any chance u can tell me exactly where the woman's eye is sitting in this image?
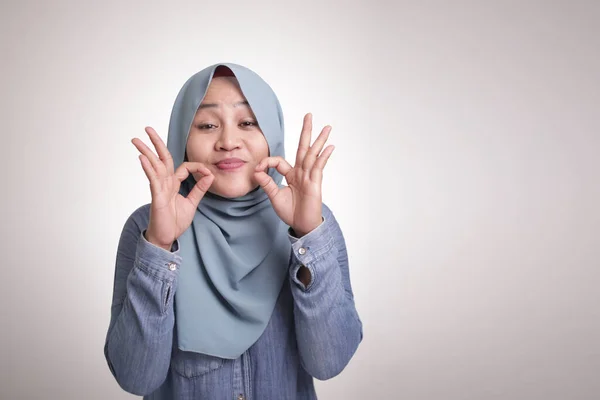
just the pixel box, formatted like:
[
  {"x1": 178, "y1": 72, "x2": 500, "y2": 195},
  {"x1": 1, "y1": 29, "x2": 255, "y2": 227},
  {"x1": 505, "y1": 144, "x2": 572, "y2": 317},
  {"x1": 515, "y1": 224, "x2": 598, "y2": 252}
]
[
  {"x1": 197, "y1": 123, "x2": 216, "y2": 130},
  {"x1": 240, "y1": 121, "x2": 257, "y2": 127}
]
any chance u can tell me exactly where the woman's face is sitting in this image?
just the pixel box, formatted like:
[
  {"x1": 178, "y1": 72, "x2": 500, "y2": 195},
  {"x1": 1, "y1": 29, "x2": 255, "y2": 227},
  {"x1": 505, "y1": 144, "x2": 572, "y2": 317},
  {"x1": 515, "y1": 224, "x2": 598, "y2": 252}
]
[{"x1": 186, "y1": 76, "x2": 269, "y2": 199}]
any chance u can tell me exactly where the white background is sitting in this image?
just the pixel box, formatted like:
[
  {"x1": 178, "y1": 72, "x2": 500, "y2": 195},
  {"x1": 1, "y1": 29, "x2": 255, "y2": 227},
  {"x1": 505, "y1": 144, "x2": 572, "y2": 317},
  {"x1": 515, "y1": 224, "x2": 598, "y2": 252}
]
[{"x1": 1, "y1": 0, "x2": 599, "y2": 399}]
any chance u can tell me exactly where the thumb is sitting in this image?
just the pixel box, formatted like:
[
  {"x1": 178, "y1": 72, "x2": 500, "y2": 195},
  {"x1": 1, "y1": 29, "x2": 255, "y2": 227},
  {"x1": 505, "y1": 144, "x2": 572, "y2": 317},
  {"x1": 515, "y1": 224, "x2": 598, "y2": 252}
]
[
  {"x1": 254, "y1": 171, "x2": 280, "y2": 200},
  {"x1": 186, "y1": 174, "x2": 215, "y2": 207}
]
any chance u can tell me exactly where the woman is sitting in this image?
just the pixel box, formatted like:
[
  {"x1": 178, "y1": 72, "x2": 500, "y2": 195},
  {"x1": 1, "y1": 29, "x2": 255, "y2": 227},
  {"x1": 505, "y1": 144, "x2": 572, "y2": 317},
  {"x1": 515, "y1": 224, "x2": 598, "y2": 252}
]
[{"x1": 104, "y1": 63, "x2": 363, "y2": 400}]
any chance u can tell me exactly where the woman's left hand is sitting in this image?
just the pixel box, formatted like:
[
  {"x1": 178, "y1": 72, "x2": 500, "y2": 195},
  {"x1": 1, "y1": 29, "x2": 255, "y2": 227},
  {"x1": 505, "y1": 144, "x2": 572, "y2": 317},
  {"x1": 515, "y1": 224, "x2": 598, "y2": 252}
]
[{"x1": 254, "y1": 113, "x2": 335, "y2": 237}]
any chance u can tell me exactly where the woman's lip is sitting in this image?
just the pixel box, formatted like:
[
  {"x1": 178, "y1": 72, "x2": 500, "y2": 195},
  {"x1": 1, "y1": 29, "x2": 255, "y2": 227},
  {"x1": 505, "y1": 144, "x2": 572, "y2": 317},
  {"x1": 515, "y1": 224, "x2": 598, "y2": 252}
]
[{"x1": 215, "y1": 159, "x2": 246, "y2": 170}]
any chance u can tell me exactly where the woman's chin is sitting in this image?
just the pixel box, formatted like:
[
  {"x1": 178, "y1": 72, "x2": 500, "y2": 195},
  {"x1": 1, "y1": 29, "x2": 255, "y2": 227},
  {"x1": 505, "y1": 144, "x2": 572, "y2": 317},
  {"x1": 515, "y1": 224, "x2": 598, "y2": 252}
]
[{"x1": 208, "y1": 182, "x2": 256, "y2": 199}]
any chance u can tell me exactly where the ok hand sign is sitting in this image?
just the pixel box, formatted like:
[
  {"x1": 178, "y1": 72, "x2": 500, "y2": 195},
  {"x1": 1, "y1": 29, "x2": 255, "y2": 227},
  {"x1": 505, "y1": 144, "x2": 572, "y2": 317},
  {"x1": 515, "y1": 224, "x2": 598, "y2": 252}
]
[
  {"x1": 132, "y1": 127, "x2": 215, "y2": 250},
  {"x1": 253, "y1": 113, "x2": 335, "y2": 237}
]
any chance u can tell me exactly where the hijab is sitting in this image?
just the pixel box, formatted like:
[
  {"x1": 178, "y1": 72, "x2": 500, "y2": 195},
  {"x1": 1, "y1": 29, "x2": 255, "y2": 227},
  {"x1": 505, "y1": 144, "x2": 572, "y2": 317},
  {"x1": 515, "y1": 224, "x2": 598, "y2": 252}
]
[{"x1": 166, "y1": 63, "x2": 291, "y2": 359}]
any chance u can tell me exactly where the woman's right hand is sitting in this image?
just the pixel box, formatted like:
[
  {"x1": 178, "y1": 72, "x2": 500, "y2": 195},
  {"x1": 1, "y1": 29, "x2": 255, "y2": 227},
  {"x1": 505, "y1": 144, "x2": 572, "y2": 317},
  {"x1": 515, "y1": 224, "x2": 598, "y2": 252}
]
[{"x1": 132, "y1": 127, "x2": 214, "y2": 250}]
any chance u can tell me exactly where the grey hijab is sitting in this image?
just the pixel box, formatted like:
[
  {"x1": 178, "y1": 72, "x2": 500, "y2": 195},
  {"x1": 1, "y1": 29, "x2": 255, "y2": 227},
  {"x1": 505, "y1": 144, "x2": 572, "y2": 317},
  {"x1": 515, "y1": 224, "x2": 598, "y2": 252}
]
[{"x1": 166, "y1": 63, "x2": 291, "y2": 359}]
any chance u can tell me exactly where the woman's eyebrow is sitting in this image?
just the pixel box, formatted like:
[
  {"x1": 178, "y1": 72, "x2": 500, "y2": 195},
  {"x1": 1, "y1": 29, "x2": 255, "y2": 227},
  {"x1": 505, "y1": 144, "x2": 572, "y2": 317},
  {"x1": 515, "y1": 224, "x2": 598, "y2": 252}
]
[{"x1": 198, "y1": 100, "x2": 249, "y2": 109}]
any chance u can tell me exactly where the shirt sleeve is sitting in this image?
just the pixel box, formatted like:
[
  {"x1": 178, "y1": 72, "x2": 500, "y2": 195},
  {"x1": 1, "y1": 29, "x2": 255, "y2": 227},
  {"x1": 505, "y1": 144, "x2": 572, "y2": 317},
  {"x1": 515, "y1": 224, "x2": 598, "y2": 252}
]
[
  {"x1": 103, "y1": 205, "x2": 182, "y2": 396},
  {"x1": 288, "y1": 203, "x2": 363, "y2": 380}
]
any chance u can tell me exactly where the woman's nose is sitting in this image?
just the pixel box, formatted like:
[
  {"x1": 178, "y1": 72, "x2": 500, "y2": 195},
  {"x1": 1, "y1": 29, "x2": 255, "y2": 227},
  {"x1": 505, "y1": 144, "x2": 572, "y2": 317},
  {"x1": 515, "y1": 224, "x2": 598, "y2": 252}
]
[{"x1": 216, "y1": 125, "x2": 241, "y2": 151}]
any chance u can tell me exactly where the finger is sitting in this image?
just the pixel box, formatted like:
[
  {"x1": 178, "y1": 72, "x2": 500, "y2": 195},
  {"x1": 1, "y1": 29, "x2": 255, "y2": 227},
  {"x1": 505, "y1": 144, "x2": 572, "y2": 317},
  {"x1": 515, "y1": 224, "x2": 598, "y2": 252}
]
[
  {"x1": 132, "y1": 137, "x2": 165, "y2": 176},
  {"x1": 139, "y1": 154, "x2": 160, "y2": 197},
  {"x1": 254, "y1": 171, "x2": 280, "y2": 200},
  {"x1": 186, "y1": 174, "x2": 215, "y2": 207},
  {"x1": 174, "y1": 162, "x2": 212, "y2": 182},
  {"x1": 310, "y1": 145, "x2": 335, "y2": 181},
  {"x1": 145, "y1": 127, "x2": 175, "y2": 174},
  {"x1": 255, "y1": 156, "x2": 293, "y2": 177},
  {"x1": 303, "y1": 125, "x2": 332, "y2": 172},
  {"x1": 294, "y1": 113, "x2": 312, "y2": 169}
]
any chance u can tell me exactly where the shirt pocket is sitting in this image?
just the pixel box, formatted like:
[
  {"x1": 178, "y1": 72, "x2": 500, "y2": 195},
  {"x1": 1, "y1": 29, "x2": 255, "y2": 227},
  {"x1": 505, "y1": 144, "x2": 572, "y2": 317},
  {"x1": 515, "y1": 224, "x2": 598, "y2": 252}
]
[{"x1": 171, "y1": 346, "x2": 225, "y2": 378}]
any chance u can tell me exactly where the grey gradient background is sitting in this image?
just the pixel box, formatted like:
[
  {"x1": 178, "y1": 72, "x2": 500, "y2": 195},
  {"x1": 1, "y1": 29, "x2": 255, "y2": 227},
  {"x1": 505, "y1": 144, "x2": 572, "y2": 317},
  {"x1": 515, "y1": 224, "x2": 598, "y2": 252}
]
[{"x1": 1, "y1": 0, "x2": 599, "y2": 399}]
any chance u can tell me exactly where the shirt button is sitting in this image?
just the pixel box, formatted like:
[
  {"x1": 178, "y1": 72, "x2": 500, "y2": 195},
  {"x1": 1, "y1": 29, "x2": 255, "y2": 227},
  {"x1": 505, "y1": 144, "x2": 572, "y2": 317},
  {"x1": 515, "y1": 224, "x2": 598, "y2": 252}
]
[
  {"x1": 167, "y1": 262, "x2": 177, "y2": 271},
  {"x1": 298, "y1": 247, "x2": 306, "y2": 255}
]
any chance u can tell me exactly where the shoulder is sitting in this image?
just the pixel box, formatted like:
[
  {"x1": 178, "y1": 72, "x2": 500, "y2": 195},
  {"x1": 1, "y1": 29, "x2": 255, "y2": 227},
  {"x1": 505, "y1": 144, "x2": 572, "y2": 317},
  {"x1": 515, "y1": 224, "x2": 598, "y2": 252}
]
[
  {"x1": 122, "y1": 203, "x2": 152, "y2": 233},
  {"x1": 115, "y1": 203, "x2": 152, "y2": 259},
  {"x1": 322, "y1": 202, "x2": 334, "y2": 218},
  {"x1": 321, "y1": 202, "x2": 339, "y2": 225}
]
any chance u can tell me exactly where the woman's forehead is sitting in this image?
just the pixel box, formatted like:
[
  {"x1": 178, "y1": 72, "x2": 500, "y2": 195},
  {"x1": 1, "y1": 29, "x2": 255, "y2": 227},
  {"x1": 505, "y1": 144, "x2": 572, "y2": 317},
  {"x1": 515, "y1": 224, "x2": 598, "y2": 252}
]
[
  {"x1": 198, "y1": 78, "x2": 243, "y2": 102},
  {"x1": 194, "y1": 78, "x2": 255, "y2": 117}
]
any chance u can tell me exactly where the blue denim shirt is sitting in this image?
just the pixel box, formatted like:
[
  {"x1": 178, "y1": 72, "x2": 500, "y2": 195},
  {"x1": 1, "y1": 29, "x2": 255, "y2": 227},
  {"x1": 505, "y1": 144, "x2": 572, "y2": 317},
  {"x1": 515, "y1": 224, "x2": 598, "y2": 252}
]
[{"x1": 104, "y1": 203, "x2": 363, "y2": 399}]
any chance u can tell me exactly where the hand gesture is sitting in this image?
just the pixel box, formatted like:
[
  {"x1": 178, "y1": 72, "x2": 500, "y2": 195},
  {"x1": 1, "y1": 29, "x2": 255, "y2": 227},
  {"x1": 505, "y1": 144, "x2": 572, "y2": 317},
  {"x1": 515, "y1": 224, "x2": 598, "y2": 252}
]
[
  {"x1": 132, "y1": 127, "x2": 214, "y2": 250},
  {"x1": 253, "y1": 113, "x2": 334, "y2": 237}
]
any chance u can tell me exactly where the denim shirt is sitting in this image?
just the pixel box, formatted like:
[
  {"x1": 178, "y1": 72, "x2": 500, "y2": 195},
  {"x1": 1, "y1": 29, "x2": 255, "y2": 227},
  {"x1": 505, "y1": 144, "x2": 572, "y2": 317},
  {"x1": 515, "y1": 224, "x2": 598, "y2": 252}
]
[{"x1": 104, "y1": 203, "x2": 363, "y2": 400}]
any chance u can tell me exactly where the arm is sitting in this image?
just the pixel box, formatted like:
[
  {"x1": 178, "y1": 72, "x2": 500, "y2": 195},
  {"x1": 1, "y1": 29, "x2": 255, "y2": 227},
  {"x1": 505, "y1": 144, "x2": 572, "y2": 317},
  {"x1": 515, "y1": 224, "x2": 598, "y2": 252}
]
[
  {"x1": 289, "y1": 204, "x2": 363, "y2": 380},
  {"x1": 103, "y1": 205, "x2": 181, "y2": 395}
]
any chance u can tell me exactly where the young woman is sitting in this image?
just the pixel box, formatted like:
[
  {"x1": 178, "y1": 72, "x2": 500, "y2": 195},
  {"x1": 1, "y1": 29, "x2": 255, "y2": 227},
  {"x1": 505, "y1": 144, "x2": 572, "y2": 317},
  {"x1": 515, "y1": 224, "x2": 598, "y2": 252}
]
[{"x1": 104, "y1": 63, "x2": 363, "y2": 400}]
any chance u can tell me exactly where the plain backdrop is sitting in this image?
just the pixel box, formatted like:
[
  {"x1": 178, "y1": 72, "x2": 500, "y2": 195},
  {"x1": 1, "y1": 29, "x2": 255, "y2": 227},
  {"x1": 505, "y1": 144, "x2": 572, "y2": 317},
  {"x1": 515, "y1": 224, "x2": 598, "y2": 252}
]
[{"x1": 1, "y1": 0, "x2": 599, "y2": 399}]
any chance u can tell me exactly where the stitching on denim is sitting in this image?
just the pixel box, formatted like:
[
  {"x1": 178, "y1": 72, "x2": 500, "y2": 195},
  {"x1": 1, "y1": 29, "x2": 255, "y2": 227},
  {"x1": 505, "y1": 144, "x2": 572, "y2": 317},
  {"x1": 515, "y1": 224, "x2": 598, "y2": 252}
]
[
  {"x1": 171, "y1": 355, "x2": 225, "y2": 378},
  {"x1": 136, "y1": 261, "x2": 172, "y2": 283},
  {"x1": 302, "y1": 240, "x2": 340, "y2": 293},
  {"x1": 300, "y1": 235, "x2": 335, "y2": 265}
]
